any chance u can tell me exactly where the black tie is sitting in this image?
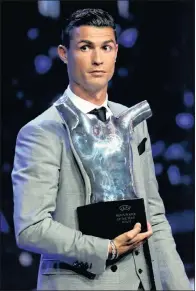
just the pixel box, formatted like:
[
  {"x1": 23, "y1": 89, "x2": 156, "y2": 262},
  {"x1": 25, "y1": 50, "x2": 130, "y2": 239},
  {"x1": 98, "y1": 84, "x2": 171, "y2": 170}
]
[{"x1": 89, "y1": 107, "x2": 107, "y2": 122}]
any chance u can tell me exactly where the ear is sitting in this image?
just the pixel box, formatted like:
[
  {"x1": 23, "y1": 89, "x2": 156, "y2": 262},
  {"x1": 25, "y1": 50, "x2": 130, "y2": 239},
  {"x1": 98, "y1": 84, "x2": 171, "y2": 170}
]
[{"x1": 57, "y1": 45, "x2": 68, "y2": 64}]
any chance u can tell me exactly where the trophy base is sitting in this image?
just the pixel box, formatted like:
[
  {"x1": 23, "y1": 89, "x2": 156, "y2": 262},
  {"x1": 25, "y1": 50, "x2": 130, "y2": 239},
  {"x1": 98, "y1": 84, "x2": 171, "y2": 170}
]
[{"x1": 77, "y1": 198, "x2": 147, "y2": 239}]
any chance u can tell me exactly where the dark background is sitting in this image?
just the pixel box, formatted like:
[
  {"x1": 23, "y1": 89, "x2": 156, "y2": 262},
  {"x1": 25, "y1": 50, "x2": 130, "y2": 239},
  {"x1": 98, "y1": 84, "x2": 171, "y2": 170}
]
[{"x1": 1, "y1": 0, "x2": 195, "y2": 290}]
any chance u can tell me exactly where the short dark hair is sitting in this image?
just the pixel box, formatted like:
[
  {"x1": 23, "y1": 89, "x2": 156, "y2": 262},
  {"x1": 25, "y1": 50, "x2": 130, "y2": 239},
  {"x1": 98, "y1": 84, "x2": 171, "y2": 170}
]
[{"x1": 61, "y1": 8, "x2": 117, "y2": 49}]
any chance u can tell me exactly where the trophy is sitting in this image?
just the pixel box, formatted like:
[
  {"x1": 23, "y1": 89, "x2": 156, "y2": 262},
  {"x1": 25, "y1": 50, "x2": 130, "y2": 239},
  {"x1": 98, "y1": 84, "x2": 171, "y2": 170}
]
[{"x1": 55, "y1": 95, "x2": 151, "y2": 240}]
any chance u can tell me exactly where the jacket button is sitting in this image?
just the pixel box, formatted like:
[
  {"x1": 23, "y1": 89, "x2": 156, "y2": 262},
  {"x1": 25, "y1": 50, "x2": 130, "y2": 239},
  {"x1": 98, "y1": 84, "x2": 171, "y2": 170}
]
[
  {"x1": 138, "y1": 268, "x2": 143, "y2": 274},
  {"x1": 73, "y1": 260, "x2": 79, "y2": 267},
  {"x1": 135, "y1": 250, "x2": 139, "y2": 255},
  {"x1": 111, "y1": 265, "x2": 118, "y2": 272}
]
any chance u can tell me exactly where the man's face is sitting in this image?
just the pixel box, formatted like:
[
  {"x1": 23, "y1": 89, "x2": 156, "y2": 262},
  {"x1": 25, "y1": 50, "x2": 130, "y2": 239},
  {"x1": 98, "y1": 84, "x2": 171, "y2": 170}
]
[{"x1": 65, "y1": 26, "x2": 118, "y2": 93}]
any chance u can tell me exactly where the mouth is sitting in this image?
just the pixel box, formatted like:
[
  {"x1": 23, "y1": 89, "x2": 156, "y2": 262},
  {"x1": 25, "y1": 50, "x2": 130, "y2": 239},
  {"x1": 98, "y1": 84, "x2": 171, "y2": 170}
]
[{"x1": 90, "y1": 70, "x2": 106, "y2": 73}]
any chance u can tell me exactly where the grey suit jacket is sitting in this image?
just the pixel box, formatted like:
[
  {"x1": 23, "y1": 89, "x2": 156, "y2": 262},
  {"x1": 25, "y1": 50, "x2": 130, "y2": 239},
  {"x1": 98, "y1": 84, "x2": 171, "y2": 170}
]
[{"x1": 11, "y1": 99, "x2": 191, "y2": 290}]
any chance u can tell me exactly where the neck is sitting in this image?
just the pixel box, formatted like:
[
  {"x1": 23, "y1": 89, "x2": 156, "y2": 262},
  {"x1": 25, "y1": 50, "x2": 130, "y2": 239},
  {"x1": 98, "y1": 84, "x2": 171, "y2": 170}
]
[{"x1": 69, "y1": 82, "x2": 107, "y2": 106}]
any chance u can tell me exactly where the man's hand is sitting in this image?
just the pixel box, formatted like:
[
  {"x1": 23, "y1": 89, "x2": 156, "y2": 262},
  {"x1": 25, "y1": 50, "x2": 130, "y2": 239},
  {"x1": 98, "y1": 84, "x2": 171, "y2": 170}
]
[{"x1": 109, "y1": 222, "x2": 153, "y2": 257}]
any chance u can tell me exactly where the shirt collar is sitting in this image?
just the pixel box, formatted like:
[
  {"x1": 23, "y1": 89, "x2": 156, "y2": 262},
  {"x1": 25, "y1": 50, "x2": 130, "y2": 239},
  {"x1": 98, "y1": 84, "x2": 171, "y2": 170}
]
[{"x1": 65, "y1": 85, "x2": 109, "y2": 114}]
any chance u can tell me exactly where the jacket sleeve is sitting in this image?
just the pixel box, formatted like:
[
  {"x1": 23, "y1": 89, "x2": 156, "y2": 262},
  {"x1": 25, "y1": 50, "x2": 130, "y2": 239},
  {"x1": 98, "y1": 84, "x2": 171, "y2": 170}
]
[
  {"x1": 142, "y1": 120, "x2": 191, "y2": 290},
  {"x1": 11, "y1": 122, "x2": 110, "y2": 275}
]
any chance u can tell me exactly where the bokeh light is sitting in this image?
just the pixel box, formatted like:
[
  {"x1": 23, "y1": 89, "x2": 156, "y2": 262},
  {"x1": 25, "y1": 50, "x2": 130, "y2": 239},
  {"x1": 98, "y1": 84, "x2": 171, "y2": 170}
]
[
  {"x1": 155, "y1": 163, "x2": 163, "y2": 176},
  {"x1": 183, "y1": 90, "x2": 194, "y2": 107},
  {"x1": 118, "y1": 67, "x2": 129, "y2": 77},
  {"x1": 19, "y1": 252, "x2": 33, "y2": 267},
  {"x1": 152, "y1": 140, "x2": 165, "y2": 158},
  {"x1": 118, "y1": 28, "x2": 138, "y2": 48},
  {"x1": 164, "y1": 143, "x2": 185, "y2": 160},
  {"x1": 38, "y1": 0, "x2": 60, "y2": 19},
  {"x1": 16, "y1": 91, "x2": 24, "y2": 100},
  {"x1": 167, "y1": 165, "x2": 181, "y2": 185},
  {"x1": 27, "y1": 28, "x2": 39, "y2": 40},
  {"x1": 34, "y1": 55, "x2": 52, "y2": 74},
  {"x1": 176, "y1": 113, "x2": 194, "y2": 129}
]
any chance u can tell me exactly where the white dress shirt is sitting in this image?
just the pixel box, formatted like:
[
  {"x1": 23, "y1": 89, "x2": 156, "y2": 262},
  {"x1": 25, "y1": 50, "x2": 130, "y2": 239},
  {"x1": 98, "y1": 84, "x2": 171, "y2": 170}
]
[{"x1": 65, "y1": 85, "x2": 113, "y2": 119}]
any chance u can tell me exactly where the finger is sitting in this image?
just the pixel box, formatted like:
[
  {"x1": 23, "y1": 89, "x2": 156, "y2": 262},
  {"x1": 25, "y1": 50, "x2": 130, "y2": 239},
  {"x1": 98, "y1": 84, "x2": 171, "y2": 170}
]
[
  {"x1": 136, "y1": 229, "x2": 153, "y2": 241},
  {"x1": 126, "y1": 223, "x2": 141, "y2": 241},
  {"x1": 129, "y1": 240, "x2": 142, "y2": 250},
  {"x1": 126, "y1": 235, "x2": 141, "y2": 245},
  {"x1": 144, "y1": 226, "x2": 153, "y2": 237},
  {"x1": 147, "y1": 222, "x2": 152, "y2": 232},
  {"x1": 127, "y1": 227, "x2": 152, "y2": 245},
  {"x1": 133, "y1": 222, "x2": 141, "y2": 230},
  {"x1": 129, "y1": 238, "x2": 147, "y2": 249}
]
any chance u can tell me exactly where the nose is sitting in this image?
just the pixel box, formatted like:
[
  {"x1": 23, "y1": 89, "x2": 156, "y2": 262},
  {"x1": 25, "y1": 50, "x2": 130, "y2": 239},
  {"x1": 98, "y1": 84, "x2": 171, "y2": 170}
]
[{"x1": 92, "y1": 49, "x2": 103, "y2": 66}]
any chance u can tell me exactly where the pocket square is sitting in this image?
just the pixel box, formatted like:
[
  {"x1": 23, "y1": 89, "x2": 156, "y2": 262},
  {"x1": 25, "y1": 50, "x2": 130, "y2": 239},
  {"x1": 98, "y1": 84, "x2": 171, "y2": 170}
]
[{"x1": 138, "y1": 138, "x2": 147, "y2": 155}]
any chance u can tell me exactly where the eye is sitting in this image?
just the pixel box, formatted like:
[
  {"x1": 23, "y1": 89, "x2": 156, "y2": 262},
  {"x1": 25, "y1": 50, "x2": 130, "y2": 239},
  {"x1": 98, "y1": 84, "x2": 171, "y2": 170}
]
[
  {"x1": 80, "y1": 45, "x2": 90, "y2": 52},
  {"x1": 102, "y1": 45, "x2": 113, "y2": 51}
]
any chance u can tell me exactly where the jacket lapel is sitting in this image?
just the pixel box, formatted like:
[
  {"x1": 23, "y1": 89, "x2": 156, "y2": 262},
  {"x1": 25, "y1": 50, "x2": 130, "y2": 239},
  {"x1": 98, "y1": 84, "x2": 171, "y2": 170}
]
[{"x1": 107, "y1": 101, "x2": 126, "y2": 117}]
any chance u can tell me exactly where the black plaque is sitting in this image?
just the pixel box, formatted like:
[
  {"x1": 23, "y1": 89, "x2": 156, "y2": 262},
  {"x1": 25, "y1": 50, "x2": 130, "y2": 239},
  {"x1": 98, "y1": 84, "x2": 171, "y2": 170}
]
[{"x1": 77, "y1": 198, "x2": 147, "y2": 239}]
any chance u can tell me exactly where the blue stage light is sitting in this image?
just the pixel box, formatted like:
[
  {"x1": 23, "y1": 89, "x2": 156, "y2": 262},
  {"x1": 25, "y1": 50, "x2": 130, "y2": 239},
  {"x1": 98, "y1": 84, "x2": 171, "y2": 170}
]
[
  {"x1": 164, "y1": 143, "x2": 185, "y2": 160},
  {"x1": 118, "y1": 28, "x2": 138, "y2": 48},
  {"x1": 167, "y1": 165, "x2": 181, "y2": 185},
  {"x1": 181, "y1": 175, "x2": 192, "y2": 185},
  {"x1": 152, "y1": 140, "x2": 165, "y2": 158},
  {"x1": 155, "y1": 163, "x2": 163, "y2": 176},
  {"x1": 2, "y1": 163, "x2": 11, "y2": 172},
  {"x1": 176, "y1": 113, "x2": 194, "y2": 129},
  {"x1": 25, "y1": 100, "x2": 33, "y2": 108},
  {"x1": 166, "y1": 210, "x2": 194, "y2": 234},
  {"x1": 27, "y1": 28, "x2": 39, "y2": 40},
  {"x1": 183, "y1": 90, "x2": 194, "y2": 107},
  {"x1": 16, "y1": 91, "x2": 24, "y2": 100},
  {"x1": 117, "y1": 0, "x2": 130, "y2": 19},
  {"x1": 0, "y1": 211, "x2": 10, "y2": 233},
  {"x1": 118, "y1": 67, "x2": 128, "y2": 77},
  {"x1": 117, "y1": 0, "x2": 134, "y2": 20},
  {"x1": 115, "y1": 24, "x2": 122, "y2": 38},
  {"x1": 184, "y1": 153, "x2": 192, "y2": 163},
  {"x1": 108, "y1": 80, "x2": 113, "y2": 88},
  {"x1": 34, "y1": 55, "x2": 52, "y2": 74},
  {"x1": 38, "y1": 0, "x2": 60, "y2": 19},
  {"x1": 48, "y1": 46, "x2": 58, "y2": 59},
  {"x1": 19, "y1": 252, "x2": 33, "y2": 267}
]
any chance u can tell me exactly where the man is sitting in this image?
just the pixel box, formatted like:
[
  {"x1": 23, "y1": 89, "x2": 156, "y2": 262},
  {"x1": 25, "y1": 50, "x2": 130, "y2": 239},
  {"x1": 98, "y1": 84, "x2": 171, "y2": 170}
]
[{"x1": 12, "y1": 8, "x2": 191, "y2": 290}]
